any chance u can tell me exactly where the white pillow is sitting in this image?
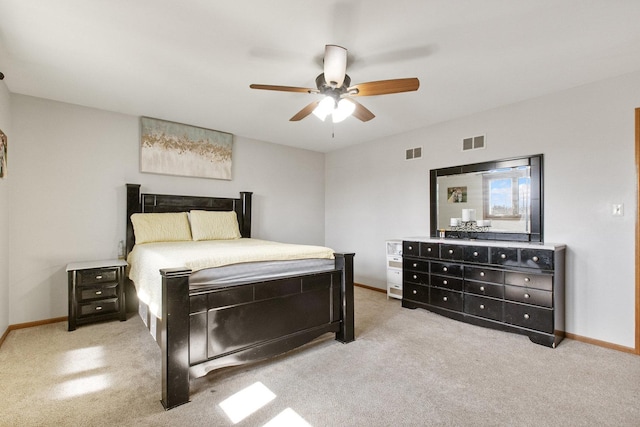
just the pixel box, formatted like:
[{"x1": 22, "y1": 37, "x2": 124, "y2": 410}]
[
  {"x1": 190, "y1": 210, "x2": 241, "y2": 241},
  {"x1": 130, "y1": 212, "x2": 192, "y2": 244}
]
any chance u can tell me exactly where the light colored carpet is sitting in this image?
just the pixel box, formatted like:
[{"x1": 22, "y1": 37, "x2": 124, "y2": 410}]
[{"x1": 1, "y1": 287, "x2": 639, "y2": 426}]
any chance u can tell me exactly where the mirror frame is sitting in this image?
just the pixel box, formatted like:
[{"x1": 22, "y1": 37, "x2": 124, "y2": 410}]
[{"x1": 430, "y1": 154, "x2": 544, "y2": 242}]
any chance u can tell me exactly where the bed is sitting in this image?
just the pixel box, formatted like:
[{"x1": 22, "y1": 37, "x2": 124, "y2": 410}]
[{"x1": 125, "y1": 184, "x2": 355, "y2": 410}]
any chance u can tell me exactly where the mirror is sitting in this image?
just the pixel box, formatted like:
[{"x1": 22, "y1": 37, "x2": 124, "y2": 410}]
[{"x1": 430, "y1": 154, "x2": 543, "y2": 242}]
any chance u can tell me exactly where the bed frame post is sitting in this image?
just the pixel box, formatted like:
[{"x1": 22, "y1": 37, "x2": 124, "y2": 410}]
[
  {"x1": 239, "y1": 191, "x2": 252, "y2": 238},
  {"x1": 334, "y1": 253, "x2": 355, "y2": 343},
  {"x1": 159, "y1": 267, "x2": 192, "y2": 410}
]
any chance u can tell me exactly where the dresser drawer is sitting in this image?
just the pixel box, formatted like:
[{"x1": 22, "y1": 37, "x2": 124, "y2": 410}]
[
  {"x1": 78, "y1": 283, "x2": 118, "y2": 302},
  {"x1": 403, "y1": 241, "x2": 419, "y2": 257},
  {"x1": 403, "y1": 258, "x2": 428, "y2": 272},
  {"x1": 430, "y1": 262, "x2": 463, "y2": 277},
  {"x1": 403, "y1": 283, "x2": 428, "y2": 303},
  {"x1": 505, "y1": 285, "x2": 552, "y2": 308},
  {"x1": 419, "y1": 242, "x2": 439, "y2": 258},
  {"x1": 430, "y1": 288, "x2": 463, "y2": 311},
  {"x1": 404, "y1": 271, "x2": 429, "y2": 285},
  {"x1": 440, "y1": 244, "x2": 463, "y2": 261},
  {"x1": 464, "y1": 266, "x2": 503, "y2": 284},
  {"x1": 490, "y1": 247, "x2": 518, "y2": 266},
  {"x1": 431, "y1": 275, "x2": 463, "y2": 291},
  {"x1": 76, "y1": 268, "x2": 119, "y2": 286},
  {"x1": 463, "y1": 246, "x2": 489, "y2": 264},
  {"x1": 504, "y1": 302, "x2": 553, "y2": 333},
  {"x1": 464, "y1": 294, "x2": 503, "y2": 322},
  {"x1": 78, "y1": 299, "x2": 119, "y2": 317},
  {"x1": 520, "y1": 249, "x2": 554, "y2": 270},
  {"x1": 504, "y1": 271, "x2": 552, "y2": 291},
  {"x1": 465, "y1": 280, "x2": 504, "y2": 299}
]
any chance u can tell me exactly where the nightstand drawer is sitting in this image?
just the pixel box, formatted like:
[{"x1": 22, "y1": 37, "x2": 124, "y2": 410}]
[
  {"x1": 76, "y1": 268, "x2": 119, "y2": 286},
  {"x1": 79, "y1": 299, "x2": 119, "y2": 317},
  {"x1": 78, "y1": 283, "x2": 118, "y2": 301}
]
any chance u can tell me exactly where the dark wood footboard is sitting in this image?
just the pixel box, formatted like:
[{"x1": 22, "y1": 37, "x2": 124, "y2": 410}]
[{"x1": 159, "y1": 253, "x2": 355, "y2": 410}]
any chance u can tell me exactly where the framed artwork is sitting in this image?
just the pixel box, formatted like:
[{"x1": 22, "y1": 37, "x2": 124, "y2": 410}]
[
  {"x1": 0, "y1": 128, "x2": 6, "y2": 178},
  {"x1": 447, "y1": 186, "x2": 467, "y2": 203},
  {"x1": 140, "y1": 117, "x2": 233, "y2": 180}
]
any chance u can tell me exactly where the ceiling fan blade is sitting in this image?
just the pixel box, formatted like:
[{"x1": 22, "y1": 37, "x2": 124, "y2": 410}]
[
  {"x1": 350, "y1": 99, "x2": 375, "y2": 122},
  {"x1": 290, "y1": 101, "x2": 320, "y2": 121},
  {"x1": 323, "y1": 45, "x2": 347, "y2": 88},
  {"x1": 348, "y1": 77, "x2": 420, "y2": 96},
  {"x1": 250, "y1": 84, "x2": 316, "y2": 94}
]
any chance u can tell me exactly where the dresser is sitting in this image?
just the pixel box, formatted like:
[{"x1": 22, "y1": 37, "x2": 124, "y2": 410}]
[
  {"x1": 402, "y1": 238, "x2": 565, "y2": 347},
  {"x1": 67, "y1": 259, "x2": 128, "y2": 331}
]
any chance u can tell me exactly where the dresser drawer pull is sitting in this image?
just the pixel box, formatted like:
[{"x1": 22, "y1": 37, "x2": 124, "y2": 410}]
[
  {"x1": 408, "y1": 245, "x2": 413, "y2": 250},
  {"x1": 448, "y1": 249, "x2": 454, "y2": 254},
  {"x1": 412, "y1": 290, "x2": 417, "y2": 295},
  {"x1": 480, "y1": 304, "x2": 485, "y2": 309},
  {"x1": 442, "y1": 296, "x2": 448, "y2": 302},
  {"x1": 500, "y1": 254, "x2": 506, "y2": 259},
  {"x1": 473, "y1": 251, "x2": 479, "y2": 256},
  {"x1": 427, "y1": 247, "x2": 432, "y2": 252},
  {"x1": 95, "y1": 275, "x2": 103, "y2": 280},
  {"x1": 479, "y1": 286, "x2": 485, "y2": 292},
  {"x1": 442, "y1": 267, "x2": 448, "y2": 272},
  {"x1": 413, "y1": 274, "x2": 418, "y2": 280},
  {"x1": 523, "y1": 313, "x2": 530, "y2": 320},
  {"x1": 480, "y1": 271, "x2": 485, "y2": 277},
  {"x1": 532, "y1": 256, "x2": 539, "y2": 262},
  {"x1": 524, "y1": 293, "x2": 530, "y2": 299},
  {"x1": 95, "y1": 291, "x2": 102, "y2": 295},
  {"x1": 412, "y1": 263, "x2": 418, "y2": 268},
  {"x1": 95, "y1": 306, "x2": 103, "y2": 311},
  {"x1": 524, "y1": 277, "x2": 530, "y2": 282},
  {"x1": 443, "y1": 280, "x2": 448, "y2": 285}
]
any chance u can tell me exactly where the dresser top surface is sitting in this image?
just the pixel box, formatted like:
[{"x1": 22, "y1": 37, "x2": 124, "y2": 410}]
[{"x1": 403, "y1": 237, "x2": 565, "y2": 251}]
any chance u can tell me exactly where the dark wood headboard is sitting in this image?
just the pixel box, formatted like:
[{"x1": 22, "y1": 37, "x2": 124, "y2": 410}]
[{"x1": 125, "y1": 184, "x2": 253, "y2": 256}]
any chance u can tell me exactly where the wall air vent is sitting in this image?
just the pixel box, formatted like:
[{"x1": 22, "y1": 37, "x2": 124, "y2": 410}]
[
  {"x1": 462, "y1": 135, "x2": 485, "y2": 151},
  {"x1": 405, "y1": 147, "x2": 422, "y2": 160}
]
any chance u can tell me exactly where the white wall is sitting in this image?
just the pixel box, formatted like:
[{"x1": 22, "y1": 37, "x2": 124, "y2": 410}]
[
  {"x1": 326, "y1": 70, "x2": 640, "y2": 348},
  {"x1": 0, "y1": 81, "x2": 10, "y2": 334},
  {"x1": 8, "y1": 95, "x2": 326, "y2": 324}
]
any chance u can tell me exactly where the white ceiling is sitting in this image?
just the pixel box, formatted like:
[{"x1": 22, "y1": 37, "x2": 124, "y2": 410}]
[{"x1": 2, "y1": 1, "x2": 640, "y2": 153}]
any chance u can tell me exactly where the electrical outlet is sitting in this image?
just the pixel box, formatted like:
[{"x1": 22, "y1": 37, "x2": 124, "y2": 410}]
[{"x1": 612, "y1": 203, "x2": 624, "y2": 216}]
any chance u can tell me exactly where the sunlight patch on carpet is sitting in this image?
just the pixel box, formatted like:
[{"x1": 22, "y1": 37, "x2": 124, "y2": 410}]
[
  {"x1": 263, "y1": 408, "x2": 312, "y2": 426},
  {"x1": 219, "y1": 381, "x2": 276, "y2": 423}
]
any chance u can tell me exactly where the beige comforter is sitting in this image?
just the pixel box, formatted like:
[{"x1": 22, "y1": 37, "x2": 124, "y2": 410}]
[{"x1": 127, "y1": 238, "x2": 335, "y2": 318}]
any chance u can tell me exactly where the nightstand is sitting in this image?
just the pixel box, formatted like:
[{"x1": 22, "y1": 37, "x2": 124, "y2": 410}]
[{"x1": 67, "y1": 259, "x2": 128, "y2": 331}]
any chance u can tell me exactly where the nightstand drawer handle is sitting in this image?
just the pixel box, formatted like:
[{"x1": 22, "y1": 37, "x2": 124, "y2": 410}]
[
  {"x1": 523, "y1": 313, "x2": 530, "y2": 320},
  {"x1": 95, "y1": 291, "x2": 102, "y2": 295},
  {"x1": 524, "y1": 277, "x2": 530, "y2": 282},
  {"x1": 500, "y1": 254, "x2": 506, "y2": 259},
  {"x1": 95, "y1": 275, "x2": 103, "y2": 280},
  {"x1": 524, "y1": 293, "x2": 530, "y2": 299},
  {"x1": 532, "y1": 256, "x2": 539, "y2": 262},
  {"x1": 95, "y1": 306, "x2": 103, "y2": 311}
]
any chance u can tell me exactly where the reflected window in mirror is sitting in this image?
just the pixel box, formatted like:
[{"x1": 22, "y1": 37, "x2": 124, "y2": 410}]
[{"x1": 483, "y1": 167, "x2": 530, "y2": 220}]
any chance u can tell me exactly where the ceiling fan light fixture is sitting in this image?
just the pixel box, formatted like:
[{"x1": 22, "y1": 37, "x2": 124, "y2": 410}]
[
  {"x1": 323, "y1": 45, "x2": 347, "y2": 88},
  {"x1": 312, "y1": 96, "x2": 336, "y2": 121},
  {"x1": 332, "y1": 98, "x2": 355, "y2": 123}
]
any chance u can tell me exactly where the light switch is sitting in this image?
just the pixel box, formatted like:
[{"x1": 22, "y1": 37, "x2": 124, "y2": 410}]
[{"x1": 612, "y1": 203, "x2": 624, "y2": 216}]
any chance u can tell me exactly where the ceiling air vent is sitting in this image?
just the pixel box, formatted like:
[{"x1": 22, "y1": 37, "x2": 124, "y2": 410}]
[
  {"x1": 462, "y1": 135, "x2": 485, "y2": 151},
  {"x1": 405, "y1": 147, "x2": 422, "y2": 160}
]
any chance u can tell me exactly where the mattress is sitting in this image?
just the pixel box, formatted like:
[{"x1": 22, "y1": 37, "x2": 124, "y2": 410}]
[{"x1": 127, "y1": 238, "x2": 335, "y2": 318}]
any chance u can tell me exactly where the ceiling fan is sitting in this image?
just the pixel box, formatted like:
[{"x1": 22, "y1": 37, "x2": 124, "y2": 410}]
[{"x1": 249, "y1": 45, "x2": 420, "y2": 123}]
